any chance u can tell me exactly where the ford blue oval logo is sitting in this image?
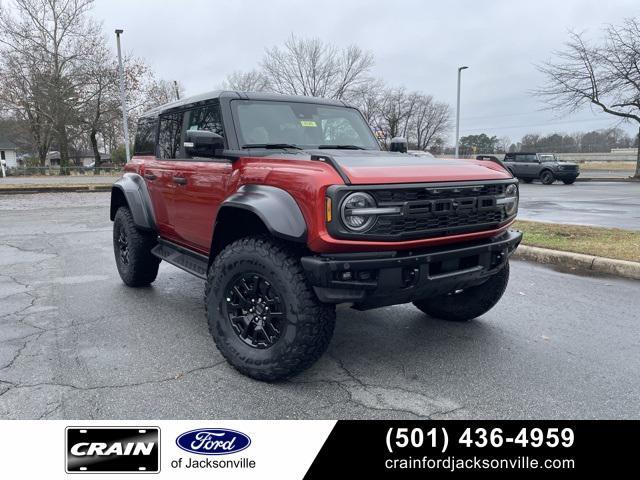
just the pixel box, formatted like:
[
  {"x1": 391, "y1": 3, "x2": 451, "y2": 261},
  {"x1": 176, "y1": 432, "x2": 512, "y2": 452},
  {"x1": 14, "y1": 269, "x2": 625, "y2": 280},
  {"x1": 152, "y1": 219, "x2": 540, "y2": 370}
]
[{"x1": 175, "y1": 429, "x2": 251, "y2": 455}]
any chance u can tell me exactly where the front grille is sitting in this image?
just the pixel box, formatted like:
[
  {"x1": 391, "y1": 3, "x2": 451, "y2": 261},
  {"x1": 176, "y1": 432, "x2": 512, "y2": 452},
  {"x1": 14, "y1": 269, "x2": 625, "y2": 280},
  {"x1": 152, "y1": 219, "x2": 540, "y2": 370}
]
[
  {"x1": 329, "y1": 181, "x2": 514, "y2": 241},
  {"x1": 372, "y1": 184, "x2": 506, "y2": 204},
  {"x1": 370, "y1": 209, "x2": 506, "y2": 237}
]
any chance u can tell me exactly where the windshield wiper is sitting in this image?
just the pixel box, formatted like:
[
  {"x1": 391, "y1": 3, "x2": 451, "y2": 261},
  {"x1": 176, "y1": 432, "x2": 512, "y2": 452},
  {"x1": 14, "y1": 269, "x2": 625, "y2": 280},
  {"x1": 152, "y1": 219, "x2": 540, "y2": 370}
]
[
  {"x1": 317, "y1": 144, "x2": 366, "y2": 150},
  {"x1": 241, "y1": 143, "x2": 302, "y2": 150}
]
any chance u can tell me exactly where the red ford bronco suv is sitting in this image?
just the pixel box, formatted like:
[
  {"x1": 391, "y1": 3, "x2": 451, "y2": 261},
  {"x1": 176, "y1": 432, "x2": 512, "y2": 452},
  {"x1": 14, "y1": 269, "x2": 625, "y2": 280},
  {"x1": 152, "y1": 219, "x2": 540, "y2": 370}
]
[{"x1": 110, "y1": 91, "x2": 522, "y2": 381}]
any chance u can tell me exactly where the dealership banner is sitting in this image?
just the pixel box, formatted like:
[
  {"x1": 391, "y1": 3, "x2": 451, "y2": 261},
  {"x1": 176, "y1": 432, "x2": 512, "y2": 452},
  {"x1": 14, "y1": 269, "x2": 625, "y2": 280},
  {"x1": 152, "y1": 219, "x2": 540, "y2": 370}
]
[{"x1": 0, "y1": 420, "x2": 634, "y2": 477}]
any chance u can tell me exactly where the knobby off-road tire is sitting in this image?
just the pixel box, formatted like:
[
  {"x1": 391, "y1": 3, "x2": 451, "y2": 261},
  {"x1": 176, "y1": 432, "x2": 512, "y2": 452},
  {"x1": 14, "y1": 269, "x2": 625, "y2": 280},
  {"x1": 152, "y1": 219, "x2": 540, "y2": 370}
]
[
  {"x1": 205, "y1": 236, "x2": 336, "y2": 381},
  {"x1": 413, "y1": 262, "x2": 510, "y2": 322},
  {"x1": 113, "y1": 206, "x2": 160, "y2": 287},
  {"x1": 540, "y1": 170, "x2": 555, "y2": 185}
]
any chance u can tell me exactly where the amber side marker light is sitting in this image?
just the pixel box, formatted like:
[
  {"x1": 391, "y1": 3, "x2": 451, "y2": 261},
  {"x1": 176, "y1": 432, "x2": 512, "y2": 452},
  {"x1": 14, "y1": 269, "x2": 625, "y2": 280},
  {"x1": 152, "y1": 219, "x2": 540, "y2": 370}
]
[{"x1": 326, "y1": 197, "x2": 332, "y2": 222}]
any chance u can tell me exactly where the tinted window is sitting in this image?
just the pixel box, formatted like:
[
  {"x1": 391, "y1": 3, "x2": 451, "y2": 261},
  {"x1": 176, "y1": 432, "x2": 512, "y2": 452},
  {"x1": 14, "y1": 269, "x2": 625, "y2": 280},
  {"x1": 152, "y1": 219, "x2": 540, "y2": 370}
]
[
  {"x1": 515, "y1": 154, "x2": 537, "y2": 162},
  {"x1": 133, "y1": 118, "x2": 157, "y2": 155},
  {"x1": 158, "y1": 112, "x2": 184, "y2": 159},
  {"x1": 187, "y1": 103, "x2": 224, "y2": 137}
]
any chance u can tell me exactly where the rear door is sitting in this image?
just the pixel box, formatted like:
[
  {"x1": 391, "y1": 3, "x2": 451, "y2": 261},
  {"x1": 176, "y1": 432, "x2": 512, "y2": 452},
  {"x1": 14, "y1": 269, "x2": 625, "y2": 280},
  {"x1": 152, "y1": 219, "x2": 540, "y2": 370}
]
[
  {"x1": 170, "y1": 102, "x2": 232, "y2": 253},
  {"x1": 504, "y1": 153, "x2": 518, "y2": 175},
  {"x1": 144, "y1": 111, "x2": 186, "y2": 243}
]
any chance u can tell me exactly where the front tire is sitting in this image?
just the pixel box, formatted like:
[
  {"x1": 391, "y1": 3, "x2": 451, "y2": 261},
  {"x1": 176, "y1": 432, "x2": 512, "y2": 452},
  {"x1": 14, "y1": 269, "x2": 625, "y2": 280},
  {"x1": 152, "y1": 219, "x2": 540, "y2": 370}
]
[
  {"x1": 540, "y1": 170, "x2": 555, "y2": 185},
  {"x1": 413, "y1": 262, "x2": 510, "y2": 322},
  {"x1": 205, "y1": 236, "x2": 336, "y2": 381},
  {"x1": 113, "y1": 207, "x2": 160, "y2": 287}
]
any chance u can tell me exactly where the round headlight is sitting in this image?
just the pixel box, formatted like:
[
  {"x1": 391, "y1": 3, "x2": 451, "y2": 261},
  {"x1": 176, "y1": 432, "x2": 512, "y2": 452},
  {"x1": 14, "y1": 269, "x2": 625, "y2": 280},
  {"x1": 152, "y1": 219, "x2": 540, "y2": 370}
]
[
  {"x1": 504, "y1": 183, "x2": 519, "y2": 216},
  {"x1": 340, "y1": 192, "x2": 377, "y2": 231}
]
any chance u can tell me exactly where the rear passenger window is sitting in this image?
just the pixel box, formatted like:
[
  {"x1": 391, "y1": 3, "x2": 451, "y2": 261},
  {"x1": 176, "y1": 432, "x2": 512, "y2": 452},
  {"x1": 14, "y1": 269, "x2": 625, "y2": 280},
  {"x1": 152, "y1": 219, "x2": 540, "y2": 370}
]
[
  {"x1": 186, "y1": 104, "x2": 224, "y2": 137},
  {"x1": 133, "y1": 118, "x2": 157, "y2": 155},
  {"x1": 158, "y1": 112, "x2": 184, "y2": 159}
]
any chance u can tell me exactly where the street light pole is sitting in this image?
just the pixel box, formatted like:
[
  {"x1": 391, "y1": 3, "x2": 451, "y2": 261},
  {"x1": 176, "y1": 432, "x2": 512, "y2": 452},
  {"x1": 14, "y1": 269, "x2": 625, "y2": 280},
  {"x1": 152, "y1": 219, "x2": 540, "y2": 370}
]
[
  {"x1": 455, "y1": 65, "x2": 468, "y2": 158},
  {"x1": 115, "y1": 29, "x2": 130, "y2": 162}
]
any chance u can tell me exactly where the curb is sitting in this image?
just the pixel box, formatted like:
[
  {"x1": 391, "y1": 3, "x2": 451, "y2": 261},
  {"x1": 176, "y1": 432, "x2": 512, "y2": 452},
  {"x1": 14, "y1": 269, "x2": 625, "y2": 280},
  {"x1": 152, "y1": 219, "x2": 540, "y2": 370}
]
[
  {"x1": 513, "y1": 245, "x2": 640, "y2": 280},
  {"x1": 576, "y1": 177, "x2": 637, "y2": 182},
  {"x1": 0, "y1": 184, "x2": 112, "y2": 194}
]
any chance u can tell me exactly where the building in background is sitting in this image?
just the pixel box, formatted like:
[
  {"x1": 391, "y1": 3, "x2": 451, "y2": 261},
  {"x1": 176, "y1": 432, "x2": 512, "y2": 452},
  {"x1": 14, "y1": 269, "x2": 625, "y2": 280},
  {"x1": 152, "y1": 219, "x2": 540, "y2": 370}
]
[{"x1": 0, "y1": 134, "x2": 18, "y2": 168}]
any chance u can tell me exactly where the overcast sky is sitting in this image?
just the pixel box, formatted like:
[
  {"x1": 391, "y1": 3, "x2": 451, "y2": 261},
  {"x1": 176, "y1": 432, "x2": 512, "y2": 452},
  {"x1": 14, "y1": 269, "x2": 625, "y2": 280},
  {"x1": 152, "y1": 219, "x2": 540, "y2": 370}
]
[{"x1": 94, "y1": 0, "x2": 639, "y2": 144}]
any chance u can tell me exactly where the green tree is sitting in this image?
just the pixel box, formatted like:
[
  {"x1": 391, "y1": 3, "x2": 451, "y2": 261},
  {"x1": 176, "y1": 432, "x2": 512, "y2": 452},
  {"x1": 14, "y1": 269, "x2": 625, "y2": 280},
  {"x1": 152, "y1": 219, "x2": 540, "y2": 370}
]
[{"x1": 458, "y1": 133, "x2": 498, "y2": 155}]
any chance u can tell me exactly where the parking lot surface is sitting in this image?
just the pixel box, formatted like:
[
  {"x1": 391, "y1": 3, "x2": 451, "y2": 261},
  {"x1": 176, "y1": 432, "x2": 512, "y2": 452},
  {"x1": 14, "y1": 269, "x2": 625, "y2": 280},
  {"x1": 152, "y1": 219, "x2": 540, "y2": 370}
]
[
  {"x1": 1, "y1": 192, "x2": 638, "y2": 419},
  {"x1": 518, "y1": 182, "x2": 640, "y2": 230}
]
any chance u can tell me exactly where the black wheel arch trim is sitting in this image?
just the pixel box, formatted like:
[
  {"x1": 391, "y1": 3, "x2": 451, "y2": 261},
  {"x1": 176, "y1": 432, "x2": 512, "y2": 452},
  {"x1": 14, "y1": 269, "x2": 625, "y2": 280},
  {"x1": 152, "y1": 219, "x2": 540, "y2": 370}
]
[
  {"x1": 110, "y1": 173, "x2": 157, "y2": 231},
  {"x1": 218, "y1": 184, "x2": 307, "y2": 242}
]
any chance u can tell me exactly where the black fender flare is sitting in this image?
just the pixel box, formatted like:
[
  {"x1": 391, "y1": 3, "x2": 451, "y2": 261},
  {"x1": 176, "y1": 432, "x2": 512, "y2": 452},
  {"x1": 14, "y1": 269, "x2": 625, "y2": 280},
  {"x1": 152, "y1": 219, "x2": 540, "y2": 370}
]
[
  {"x1": 110, "y1": 173, "x2": 156, "y2": 231},
  {"x1": 218, "y1": 185, "x2": 307, "y2": 242}
]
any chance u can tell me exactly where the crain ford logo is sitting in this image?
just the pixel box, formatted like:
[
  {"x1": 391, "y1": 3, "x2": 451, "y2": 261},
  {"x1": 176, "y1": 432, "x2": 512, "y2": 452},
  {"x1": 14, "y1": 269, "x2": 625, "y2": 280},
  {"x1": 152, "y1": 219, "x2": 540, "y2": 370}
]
[
  {"x1": 65, "y1": 427, "x2": 160, "y2": 473},
  {"x1": 176, "y1": 428, "x2": 251, "y2": 455}
]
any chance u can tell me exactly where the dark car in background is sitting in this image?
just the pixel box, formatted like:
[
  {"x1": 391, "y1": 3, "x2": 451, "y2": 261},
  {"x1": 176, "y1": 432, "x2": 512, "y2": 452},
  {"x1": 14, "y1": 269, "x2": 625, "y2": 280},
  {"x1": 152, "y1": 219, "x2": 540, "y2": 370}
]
[{"x1": 503, "y1": 152, "x2": 580, "y2": 185}]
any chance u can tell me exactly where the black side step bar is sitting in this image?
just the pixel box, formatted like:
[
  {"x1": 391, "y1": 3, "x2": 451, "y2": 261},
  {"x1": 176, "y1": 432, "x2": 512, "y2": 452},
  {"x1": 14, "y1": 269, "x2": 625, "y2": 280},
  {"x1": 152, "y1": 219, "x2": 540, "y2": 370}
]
[{"x1": 151, "y1": 239, "x2": 209, "y2": 279}]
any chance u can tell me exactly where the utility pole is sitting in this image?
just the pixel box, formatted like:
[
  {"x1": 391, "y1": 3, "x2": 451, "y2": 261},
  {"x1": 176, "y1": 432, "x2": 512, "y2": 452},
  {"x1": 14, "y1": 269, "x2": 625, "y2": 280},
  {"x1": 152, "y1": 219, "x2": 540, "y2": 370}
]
[
  {"x1": 455, "y1": 66, "x2": 468, "y2": 158},
  {"x1": 115, "y1": 29, "x2": 130, "y2": 162}
]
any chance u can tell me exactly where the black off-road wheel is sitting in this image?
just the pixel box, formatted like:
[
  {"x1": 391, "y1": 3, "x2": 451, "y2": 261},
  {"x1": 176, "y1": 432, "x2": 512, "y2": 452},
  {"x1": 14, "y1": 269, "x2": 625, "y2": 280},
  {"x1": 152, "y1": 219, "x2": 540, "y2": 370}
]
[
  {"x1": 562, "y1": 178, "x2": 576, "y2": 185},
  {"x1": 540, "y1": 170, "x2": 555, "y2": 185},
  {"x1": 113, "y1": 207, "x2": 160, "y2": 287},
  {"x1": 205, "y1": 236, "x2": 336, "y2": 382},
  {"x1": 413, "y1": 262, "x2": 510, "y2": 322}
]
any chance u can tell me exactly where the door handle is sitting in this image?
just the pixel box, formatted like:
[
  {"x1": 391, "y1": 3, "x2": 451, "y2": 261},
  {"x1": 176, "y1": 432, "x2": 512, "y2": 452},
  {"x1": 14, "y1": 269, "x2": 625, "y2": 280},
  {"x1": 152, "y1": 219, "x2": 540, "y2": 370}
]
[
  {"x1": 172, "y1": 176, "x2": 187, "y2": 185},
  {"x1": 143, "y1": 173, "x2": 157, "y2": 181}
]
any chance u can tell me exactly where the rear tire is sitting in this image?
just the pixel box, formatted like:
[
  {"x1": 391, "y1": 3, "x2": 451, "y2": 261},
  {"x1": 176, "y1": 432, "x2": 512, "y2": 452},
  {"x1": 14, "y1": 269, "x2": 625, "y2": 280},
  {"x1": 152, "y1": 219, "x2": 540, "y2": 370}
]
[
  {"x1": 540, "y1": 170, "x2": 555, "y2": 185},
  {"x1": 413, "y1": 262, "x2": 510, "y2": 322},
  {"x1": 205, "y1": 236, "x2": 336, "y2": 381},
  {"x1": 113, "y1": 207, "x2": 160, "y2": 287}
]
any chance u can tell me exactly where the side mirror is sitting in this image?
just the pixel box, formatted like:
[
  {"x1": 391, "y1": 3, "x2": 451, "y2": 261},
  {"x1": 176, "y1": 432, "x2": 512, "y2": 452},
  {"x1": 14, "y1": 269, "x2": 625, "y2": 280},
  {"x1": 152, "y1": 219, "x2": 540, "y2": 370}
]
[
  {"x1": 389, "y1": 137, "x2": 408, "y2": 153},
  {"x1": 184, "y1": 130, "x2": 224, "y2": 158}
]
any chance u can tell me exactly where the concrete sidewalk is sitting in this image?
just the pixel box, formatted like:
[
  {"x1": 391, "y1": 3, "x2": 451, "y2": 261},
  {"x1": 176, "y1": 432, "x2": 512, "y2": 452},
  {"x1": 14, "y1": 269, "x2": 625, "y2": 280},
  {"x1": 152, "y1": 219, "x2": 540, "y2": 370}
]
[
  {"x1": 0, "y1": 175, "x2": 119, "y2": 185},
  {"x1": 0, "y1": 175, "x2": 118, "y2": 193}
]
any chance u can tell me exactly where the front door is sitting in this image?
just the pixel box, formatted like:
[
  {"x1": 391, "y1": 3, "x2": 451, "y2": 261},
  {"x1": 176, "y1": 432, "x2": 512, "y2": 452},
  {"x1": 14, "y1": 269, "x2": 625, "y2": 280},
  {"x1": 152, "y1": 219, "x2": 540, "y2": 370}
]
[{"x1": 169, "y1": 102, "x2": 232, "y2": 254}]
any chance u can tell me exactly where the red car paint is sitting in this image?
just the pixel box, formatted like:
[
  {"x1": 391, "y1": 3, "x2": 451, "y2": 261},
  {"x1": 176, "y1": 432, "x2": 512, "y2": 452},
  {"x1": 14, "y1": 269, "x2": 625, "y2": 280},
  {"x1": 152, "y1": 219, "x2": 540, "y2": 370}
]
[{"x1": 126, "y1": 155, "x2": 513, "y2": 255}]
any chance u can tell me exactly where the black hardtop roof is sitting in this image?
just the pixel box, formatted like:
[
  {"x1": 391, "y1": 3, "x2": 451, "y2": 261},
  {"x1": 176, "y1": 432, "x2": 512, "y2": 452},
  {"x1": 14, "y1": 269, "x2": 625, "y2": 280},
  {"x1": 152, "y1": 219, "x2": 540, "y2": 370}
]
[{"x1": 140, "y1": 90, "x2": 349, "y2": 118}]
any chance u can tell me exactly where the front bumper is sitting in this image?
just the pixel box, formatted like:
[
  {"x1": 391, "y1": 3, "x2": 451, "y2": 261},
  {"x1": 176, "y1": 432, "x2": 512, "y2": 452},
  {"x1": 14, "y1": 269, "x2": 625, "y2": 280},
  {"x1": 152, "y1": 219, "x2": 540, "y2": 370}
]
[
  {"x1": 554, "y1": 170, "x2": 580, "y2": 180},
  {"x1": 301, "y1": 230, "x2": 522, "y2": 309}
]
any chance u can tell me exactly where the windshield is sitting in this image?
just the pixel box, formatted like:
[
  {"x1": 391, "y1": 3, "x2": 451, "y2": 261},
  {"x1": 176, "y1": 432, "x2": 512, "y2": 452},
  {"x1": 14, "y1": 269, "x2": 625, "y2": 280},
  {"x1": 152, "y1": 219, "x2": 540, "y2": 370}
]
[
  {"x1": 231, "y1": 100, "x2": 380, "y2": 150},
  {"x1": 539, "y1": 154, "x2": 556, "y2": 162}
]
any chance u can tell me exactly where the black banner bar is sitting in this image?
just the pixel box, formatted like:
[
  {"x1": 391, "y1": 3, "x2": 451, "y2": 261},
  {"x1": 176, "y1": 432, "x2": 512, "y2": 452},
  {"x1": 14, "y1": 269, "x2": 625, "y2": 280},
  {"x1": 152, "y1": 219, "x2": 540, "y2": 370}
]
[{"x1": 305, "y1": 420, "x2": 637, "y2": 477}]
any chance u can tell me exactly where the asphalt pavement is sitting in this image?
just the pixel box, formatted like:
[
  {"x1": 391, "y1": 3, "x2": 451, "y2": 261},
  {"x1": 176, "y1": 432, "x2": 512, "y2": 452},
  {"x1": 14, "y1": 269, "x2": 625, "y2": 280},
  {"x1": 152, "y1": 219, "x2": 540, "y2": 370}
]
[
  {"x1": 518, "y1": 182, "x2": 640, "y2": 230},
  {"x1": 1, "y1": 192, "x2": 638, "y2": 419}
]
